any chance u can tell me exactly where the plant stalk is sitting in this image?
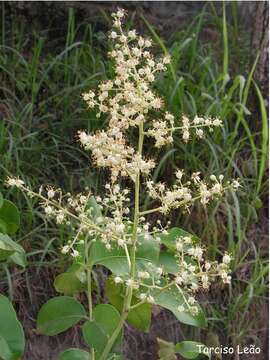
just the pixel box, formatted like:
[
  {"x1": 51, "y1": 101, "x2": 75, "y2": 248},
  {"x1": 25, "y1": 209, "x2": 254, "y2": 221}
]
[
  {"x1": 99, "y1": 122, "x2": 144, "y2": 360},
  {"x1": 85, "y1": 237, "x2": 95, "y2": 360}
]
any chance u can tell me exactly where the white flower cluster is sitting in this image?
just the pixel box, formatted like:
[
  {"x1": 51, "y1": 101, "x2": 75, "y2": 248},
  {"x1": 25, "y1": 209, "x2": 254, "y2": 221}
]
[
  {"x1": 95, "y1": 183, "x2": 131, "y2": 249},
  {"x1": 179, "y1": 115, "x2": 223, "y2": 143},
  {"x1": 79, "y1": 10, "x2": 172, "y2": 181},
  {"x1": 6, "y1": 177, "x2": 25, "y2": 188},
  {"x1": 79, "y1": 10, "x2": 224, "y2": 182},
  {"x1": 146, "y1": 112, "x2": 174, "y2": 148},
  {"x1": 113, "y1": 235, "x2": 232, "y2": 315},
  {"x1": 78, "y1": 11, "x2": 174, "y2": 181},
  {"x1": 146, "y1": 171, "x2": 240, "y2": 213}
]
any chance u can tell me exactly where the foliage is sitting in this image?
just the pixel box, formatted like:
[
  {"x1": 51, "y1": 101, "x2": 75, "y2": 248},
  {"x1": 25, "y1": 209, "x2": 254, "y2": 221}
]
[
  {"x1": 157, "y1": 338, "x2": 209, "y2": 360},
  {"x1": 0, "y1": 295, "x2": 25, "y2": 360},
  {"x1": 0, "y1": 193, "x2": 26, "y2": 359}
]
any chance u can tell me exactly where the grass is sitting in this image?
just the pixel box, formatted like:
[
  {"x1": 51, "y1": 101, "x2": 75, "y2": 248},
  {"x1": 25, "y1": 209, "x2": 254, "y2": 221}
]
[
  {"x1": 139, "y1": 2, "x2": 268, "y2": 350},
  {"x1": 0, "y1": 2, "x2": 268, "y2": 358}
]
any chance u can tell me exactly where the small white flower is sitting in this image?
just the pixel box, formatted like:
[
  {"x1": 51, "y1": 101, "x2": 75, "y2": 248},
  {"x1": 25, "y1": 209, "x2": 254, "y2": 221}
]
[
  {"x1": 190, "y1": 306, "x2": 199, "y2": 315},
  {"x1": 138, "y1": 37, "x2": 144, "y2": 47},
  {"x1": 56, "y1": 212, "x2": 65, "y2": 224},
  {"x1": 138, "y1": 271, "x2": 150, "y2": 279},
  {"x1": 61, "y1": 245, "x2": 70, "y2": 254},
  {"x1": 175, "y1": 276, "x2": 182, "y2": 284},
  {"x1": 47, "y1": 189, "x2": 55, "y2": 199},
  {"x1": 114, "y1": 276, "x2": 123, "y2": 284},
  {"x1": 177, "y1": 305, "x2": 185, "y2": 312},
  {"x1": 175, "y1": 170, "x2": 184, "y2": 180},
  {"x1": 223, "y1": 254, "x2": 231, "y2": 264},
  {"x1": 212, "y1": 118, "x2": 222, "y2": 126},
  {"x1": 196, "y1": 129, "x2": 204, "y2": 138},
  {"x1": 139, "y1": 293, "x2": 147, "y2": 300},
  {"x1": 44, "y1": 206, "x2": 53, "y2": 215},
  {"x1": 128, "y1": 30, "x2": 136, "y2": 39},
  {"x1": 144, "y1": 39, "x2": 152, "y2": 47},
  {"x1": 110, "y1": 31, "x2": 118, "y2": 39},
  {"x1": 71, "y1": 250, "x2": 79, "y2": 258},
  {"x1": 115, "y1": 224, "x2": 125, "y2": 234},
  {"x1": 232, "y1": 180, "x2": 240, "y2": 189},
  {"x1": 146, "y1": 295, "x2": 155, "y2": 304},
  {"x1": 163, "y1": 55, "x2": 171, "y2": 64},
  {"x1": 117, "y1": 238, "x2": 125, "y2": 246}
]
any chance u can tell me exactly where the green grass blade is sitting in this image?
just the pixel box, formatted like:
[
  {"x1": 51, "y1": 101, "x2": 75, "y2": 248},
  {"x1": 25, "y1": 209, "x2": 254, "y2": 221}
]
[{"x1": 253, "y1": 81, "x2": 268, "y2": 193}]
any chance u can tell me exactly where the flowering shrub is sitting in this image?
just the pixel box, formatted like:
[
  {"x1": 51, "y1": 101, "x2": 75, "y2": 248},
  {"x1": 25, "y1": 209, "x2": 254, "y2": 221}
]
[{"x1": 6, "y1": 9, "x2": 239, "y2": 360}]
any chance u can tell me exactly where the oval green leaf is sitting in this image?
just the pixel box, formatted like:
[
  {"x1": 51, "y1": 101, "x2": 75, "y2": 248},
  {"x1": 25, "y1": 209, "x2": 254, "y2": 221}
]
[
  {"x1": 158, "y1": 251, "x2": 178, "y2": 274},
  {"x1": 0, "y1": 336, "x2": 13, "y2": 360},
  {"x1": 0, "y1": 234, "x2": 26, "y2": 267},
  {"x1": 152, "y1": 285, "x2": 207, "y2": 328},
  {"x1": 157, "y1": 338, "x2": 177, "y2": 360},
  {"x1": 0, "y1": 220, "x2": 8, "y2": 234},
  {"x1": 0, "y1": 295, "x2": 25, "y2": 360},
  {"x1": 0, "y1": 200, "x2": 20, "y2": 234},
  {"x1": 160, "y1": 227, "x2": 199, "y2": 251},
  {"x1": 58, "y1": 348, "x2": 91, "y2": 360},
  {"x1": 82, "y1": 304, "x2": 122, "y2": 353},
  {"x1": 54, "y1": 272, "x2": 85, "y2": 295},
  {"x1": 89, "y1": 234, "x2": 160, "y2": 275},
  {"x1": 0, "y1": 238, "x2": 16, "y2": 261},
  {"x1": 37, "y1": 296, "x2": 86, "y2": 336},
  {"x1": 175, "y1": 341, "x2": 209, "y2": 359}
]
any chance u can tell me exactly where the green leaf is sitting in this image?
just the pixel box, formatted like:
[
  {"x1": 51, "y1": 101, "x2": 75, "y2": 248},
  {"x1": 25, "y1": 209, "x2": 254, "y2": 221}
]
[
  {"x1": 89, "y1": 242, "x2": 128, "y2": 274},
  {"x1": 0, "y1": 219, "x2": 7, "y2": 234},
  {"x1": 37, "y1": 296, "x2": 86, "y2": 336},
  {"x1": 89, "y1": 234, "x2": 160, "y2": 275},
  {"x1": 0, "y1": 200, "x2": 20, "y2": 234},
  {"x1": 54, "y1": 266, "x2": 86, "y2": 295},
  {"x1": 0, "y1": 239, "x2": 16, "y2": 261},
  {"x1": 160, "y1": 228, "x2": 199, "y2": 251},
  {"x1": 82, "y1": 304, "x2": 122, "y2": 353},
  {"x1": 0, "y1": 193, "x2": 3, "y2": 208},
  {"x1": 158, "y1": 251, "x2": 178, "y2": 274},
  {"x1": 58, "y1": 348, "x2": 91, "y2": 360},
  {"x1": 105, "y1": 277, "x2": 152, "y2": 332},
  {"x1": 0, "y1": 295, "x2": 25, "y2": 360},
  {"x1": 136, "y1": 234, "x2": 160, "y2": 264},
  {"x1": 126, "y1": 302, "x2": 151, "y2": 333},
  {"x1": 0, "y1": 336, "x2": 13, "y2": 360},
  {"x1": 157, "y1": 338, "x2": 177, "y2": 360},
  {"x1": 175, "y1": 341, "x2": 209, "y2": 359},
  {"x1": 0, "y1": 234, "x2": 26, "y2": 267},
  {"x1": 10, "y1": 251, "x2": 27, "y2": 268},
  {"x1": 152, "y1": 285, "x2": 207, "y2": 328}
]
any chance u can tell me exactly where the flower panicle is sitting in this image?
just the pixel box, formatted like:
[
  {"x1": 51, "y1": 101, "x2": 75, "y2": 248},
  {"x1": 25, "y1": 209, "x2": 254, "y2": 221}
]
[{"x1": 79, "y1": 10, "x2": 224, "y2": 180}]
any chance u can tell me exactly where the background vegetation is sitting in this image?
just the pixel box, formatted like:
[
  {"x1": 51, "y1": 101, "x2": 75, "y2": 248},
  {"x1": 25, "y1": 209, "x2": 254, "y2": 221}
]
[{"x1": 0, "y1": 2, "x2": 268, "y2": 359}]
